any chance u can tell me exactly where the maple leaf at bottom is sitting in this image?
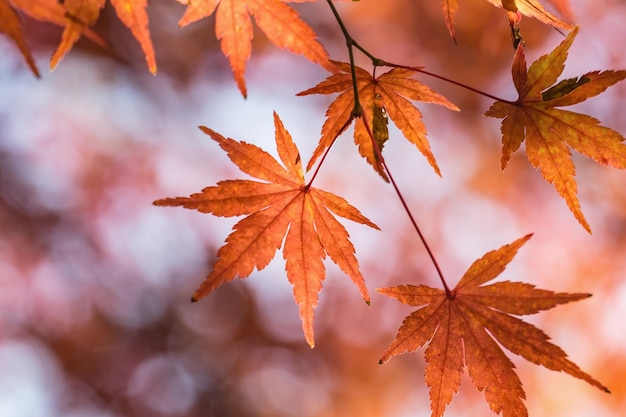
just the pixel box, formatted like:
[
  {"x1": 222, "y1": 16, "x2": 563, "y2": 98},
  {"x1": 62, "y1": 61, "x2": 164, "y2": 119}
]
[
  {"x1": 154, "y1": 112, "x2": 379, "y2": 347},
  {"x1": 378, "y1": 234, "x2": 608, "y2": 417}
]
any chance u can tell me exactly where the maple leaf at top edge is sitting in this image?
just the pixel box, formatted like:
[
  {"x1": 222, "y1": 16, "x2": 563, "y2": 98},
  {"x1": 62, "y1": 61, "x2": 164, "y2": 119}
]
[
  {"x1": 486, "y1": 0, "x2": 574, "y2": 30},
  {"x1": 8, "y1": 0, "x2": 156, "y2": 74},
  {"x1": 50, "y1": 0, "x2": 106, "y2": 70},
  {"x1": 378, "y1": 234, "x2": 609, "y2": 417},
  {"x1": 153, "y1": 112, "x2": 379, "y2": 347},
  {"x1": 175, "y1": 0, "x2": 336, "y2": 97},
  {"x1": 0, "y1": 0, "x2": 39, "y2": 77},
  {"x1": 7, "y1": 0, "x2": 111, "y2": 72},
  {"x1": 110, "y1": 0, "x2": 157, "y2": 74},
  {"x1": 485, "y1": 26, "x2": 626, "y2": 234},
  {"x1": 297, "y1": 61, "x2": 458, "y2": 180},
  {"x1": 443, "y1": 0, "x2": 574, "y2": 40}
]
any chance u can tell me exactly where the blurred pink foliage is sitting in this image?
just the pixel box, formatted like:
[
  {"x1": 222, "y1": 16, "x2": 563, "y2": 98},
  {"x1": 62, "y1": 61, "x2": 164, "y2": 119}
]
[{"x1": 0, "y1": 1, "x2": 625, "y2": 416}]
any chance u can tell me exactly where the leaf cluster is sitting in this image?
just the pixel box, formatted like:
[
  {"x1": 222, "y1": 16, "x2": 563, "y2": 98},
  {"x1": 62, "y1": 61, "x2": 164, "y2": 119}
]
[{"x1": 4, "y1": 1, "x2": 623, "y2": 417}]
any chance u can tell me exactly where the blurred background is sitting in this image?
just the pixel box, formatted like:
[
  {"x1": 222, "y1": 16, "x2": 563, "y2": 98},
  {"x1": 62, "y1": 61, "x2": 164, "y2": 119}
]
[{"x1": 1, "y1": 0, "x2": 625, "y2": 416}]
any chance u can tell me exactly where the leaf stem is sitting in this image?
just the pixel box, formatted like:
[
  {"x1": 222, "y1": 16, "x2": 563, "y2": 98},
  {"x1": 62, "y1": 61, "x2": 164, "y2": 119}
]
[
  {"x1": 305, "y1": 116, "x2": 355, "y2": 189},
  {"x1": 325, "y1": 0, "x2": 514, "y2": 104},
  {"x1": 386, "y1": 63, "x2": 516, "y2": 104},
  {"x1": 325, "y1": 0, "x2": 363, "y2": 116},
  {"x1": 360, "y1": 116, "x2": 451, "y2": 295},
  {"x1": 326, "y1": 0, "x2": 451, "y2": 294}
]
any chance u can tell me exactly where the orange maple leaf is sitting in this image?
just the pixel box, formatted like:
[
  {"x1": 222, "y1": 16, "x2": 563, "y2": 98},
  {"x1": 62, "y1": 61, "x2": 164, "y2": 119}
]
[
  {"x1": 6, "y1": 0, "x2": 109, "y2": 71},
  {"x1": 485, "y1": 26, "x2": 626, "y2": 232},
  {"x1": 297, "y1": 62, "x2": 458, "y2": 180},
  {"x1": 443, "y1": 0, "x2": 574, "y2": 40},
  {"x1": 175, "y1": 0, "x2": 336, "y2": 97},
  {"x1": 379, "y1": 234, "x2": 609, "y2": 417},
  {"x1": 5, "y1": 0, "x2": 156, "y2": 74},
  {"x1": 0, "y1": 0, "x2": 39, "y2": 77},
  {"x1": 154, "y1": 112, "x2": 378, "y2": 347},
  {"x1": 50, "y1": 0, "x2": 106, "y2": 70},
  {"x1": 109, "y1": 0, "x2": 157, "y2": 74}
]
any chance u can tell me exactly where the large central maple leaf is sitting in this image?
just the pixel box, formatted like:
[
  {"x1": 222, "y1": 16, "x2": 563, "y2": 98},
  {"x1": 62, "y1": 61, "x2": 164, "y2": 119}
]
[
  {"x1": 379, "y1": 234, "x2": 609, "y2": 417},
  {"x1": 485, "y1": 26, "x2": 626, "y2": 232},
  {"x1": 175, "y1": 0, "x2": 336, "y2": 97},
  {"x1": 154, "y1": 112, "x2": 379, "y2": 347}
]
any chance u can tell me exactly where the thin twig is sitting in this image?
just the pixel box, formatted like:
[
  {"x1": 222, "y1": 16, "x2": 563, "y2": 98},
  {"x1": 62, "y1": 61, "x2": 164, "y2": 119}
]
[
  {"x1": 386, "y1": 62, "x2": 516, "y2": 104},
  {"x1": 360, "y1": 116, "x2": 451, "y2": 295},
  {"x1": 325, "y1": 0, "x2": 452, "y2": 294},
  {"x1": 306, "y1": 116, "x2": 355, "y2": 189}
]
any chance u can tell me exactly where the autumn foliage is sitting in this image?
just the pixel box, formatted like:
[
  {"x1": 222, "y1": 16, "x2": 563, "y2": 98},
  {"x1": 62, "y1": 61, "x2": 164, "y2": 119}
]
[
  {"x1": 297, "y1": 62, "x2": 459, "y2": 179},
  {"x1": 155, "y1": 113, "x2": 378, "y2": 347},
  {"x1": 486, "y1": 26, "x2": 626, "y2": 232},
  {"x1": 2, "y1": 0, "x2": 625, "y2": 416},
  {"x1": 379, "y1": 234, "x2": 609, "y2": 417}
]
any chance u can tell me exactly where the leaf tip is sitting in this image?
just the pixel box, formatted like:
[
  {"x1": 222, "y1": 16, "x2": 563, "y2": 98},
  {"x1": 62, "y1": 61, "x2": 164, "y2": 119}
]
[
  {"x1": 146, "y1": 55, "x2": 158, "y2": 75},
  {"x1": 236, "y1": 78, "x2": 248, "y2": 99},
  {"x1": 152, "y1": 199, "x2": 167, "y2": 206},
  {"x1": 198, "y1": 126, "x2": 222, "y2": 143},
  {"x1": 514, "y1": 232, "x2": 533, "y2": 249}
]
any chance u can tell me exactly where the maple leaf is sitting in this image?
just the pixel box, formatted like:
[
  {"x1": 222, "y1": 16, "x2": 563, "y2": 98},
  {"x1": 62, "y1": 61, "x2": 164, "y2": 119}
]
[
  {"x1": 0, "y1": 0, "x2": 39, "y2": 77},
  {"x1": 6, "y1": 0, "x2": 109, "y2": 71},
  {"x1": 297, "y1": 61, "x2": 458, "y2": 180},
  {"x1": 485, "y1": 26, "x2": 626, "y2": 232},
  {"x1": 50, "y1": 0, "x2": 106, "y2": 70},
  {"x1": 379, "y1": 234, "x2": 609, "y2": 417},
  {"x1": 174, "y1": 0, "x2": 336, "y2": 97},
  {"x1": 154, "y1": 112, "x2": 378, "y2": 347},
  {"x1": 443, "y1": 0, "x2": 574, "y2": 40},
  {"x1": 5, "y1": 0, "x2": 156, "y2": 74},
  {"x1": 109, "y1": 0, "x2": 157, "y2": 74}
]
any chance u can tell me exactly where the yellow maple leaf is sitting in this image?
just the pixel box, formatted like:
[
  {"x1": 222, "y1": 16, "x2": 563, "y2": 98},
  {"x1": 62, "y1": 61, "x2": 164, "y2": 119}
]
[{"x1": 485, "y1": 26, "x2": 626, "y2": 233}]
